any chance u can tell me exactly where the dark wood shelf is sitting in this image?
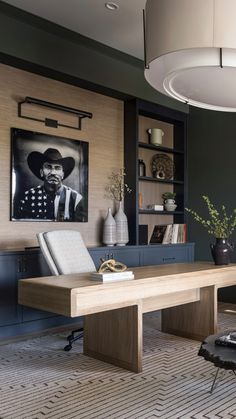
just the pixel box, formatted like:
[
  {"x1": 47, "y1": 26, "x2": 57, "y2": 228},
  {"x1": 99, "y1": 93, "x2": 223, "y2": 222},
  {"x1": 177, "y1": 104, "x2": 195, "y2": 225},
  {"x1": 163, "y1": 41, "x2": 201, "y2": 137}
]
[
  {"x1": 139, "y1": 209, "x2": 184, "y2": 215},
  {"x1": 139, "y1": 176, "x2": 184, "y2": 185},
  {"x1": 138, "y1": 141, "x2": 184, "y2": 155}
]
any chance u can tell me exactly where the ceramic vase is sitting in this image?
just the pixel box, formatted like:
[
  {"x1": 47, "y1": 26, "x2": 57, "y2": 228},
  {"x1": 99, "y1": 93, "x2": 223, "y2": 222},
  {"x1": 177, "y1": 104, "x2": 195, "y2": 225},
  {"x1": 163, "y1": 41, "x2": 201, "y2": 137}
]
[
  {"x1": 114, "y1": 201, "x2": 129, "y2": 246},
  {"x1": 210, "y1": 238, "x2": 234, "y2": 265},
  {"x1": 103, "y1": 208, "x2": 116, "y2": 246},
  {"x1": 164, "y1": 199, "x2": 177, "y2": 211}
]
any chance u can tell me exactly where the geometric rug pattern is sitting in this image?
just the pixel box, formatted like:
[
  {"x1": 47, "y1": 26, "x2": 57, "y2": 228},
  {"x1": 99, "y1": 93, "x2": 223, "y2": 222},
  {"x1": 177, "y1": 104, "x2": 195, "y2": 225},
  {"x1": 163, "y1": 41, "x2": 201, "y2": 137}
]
[{"x1": 1, "y1": 309, "x2": 236, "y2": 419}]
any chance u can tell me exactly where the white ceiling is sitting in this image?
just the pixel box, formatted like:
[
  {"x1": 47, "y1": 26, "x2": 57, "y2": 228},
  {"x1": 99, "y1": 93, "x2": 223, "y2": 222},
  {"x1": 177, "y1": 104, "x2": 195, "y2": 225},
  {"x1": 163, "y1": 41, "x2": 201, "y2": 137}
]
[{"x1": 3, "y1": 0, "x2": 146, "y2": 59}]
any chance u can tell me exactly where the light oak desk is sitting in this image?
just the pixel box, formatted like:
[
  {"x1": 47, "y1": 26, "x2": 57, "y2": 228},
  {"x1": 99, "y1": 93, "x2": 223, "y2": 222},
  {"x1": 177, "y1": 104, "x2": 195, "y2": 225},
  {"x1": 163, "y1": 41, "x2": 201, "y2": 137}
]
[{"x1": 18, "y1": 262, "x2": 236, "y2": 372}]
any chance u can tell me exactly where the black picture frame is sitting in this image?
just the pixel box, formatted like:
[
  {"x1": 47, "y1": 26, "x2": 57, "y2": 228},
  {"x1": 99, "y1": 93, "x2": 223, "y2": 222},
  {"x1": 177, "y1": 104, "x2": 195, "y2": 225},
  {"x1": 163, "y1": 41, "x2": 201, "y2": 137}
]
[
  {"x1": 149, "y1": 225, "x2": 167, "y2": 244},
  {"x1": 11, "y1": 128, "x2": 89, "y2": 222}
]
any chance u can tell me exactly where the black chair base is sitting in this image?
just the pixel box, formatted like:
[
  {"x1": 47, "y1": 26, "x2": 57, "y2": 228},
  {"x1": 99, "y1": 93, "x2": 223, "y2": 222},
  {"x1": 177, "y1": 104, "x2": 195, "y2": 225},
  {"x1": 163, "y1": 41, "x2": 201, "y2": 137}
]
[{"x1": 64, "y1": 327, "x2": 83, "y2": 351}]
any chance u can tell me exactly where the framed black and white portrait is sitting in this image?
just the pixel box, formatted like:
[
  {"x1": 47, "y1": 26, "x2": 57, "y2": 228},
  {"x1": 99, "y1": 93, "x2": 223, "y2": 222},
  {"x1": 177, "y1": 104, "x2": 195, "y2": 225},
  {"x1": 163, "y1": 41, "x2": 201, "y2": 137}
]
[{"x1": 11, "y1": 128, "x2": 89, "y2": 222}]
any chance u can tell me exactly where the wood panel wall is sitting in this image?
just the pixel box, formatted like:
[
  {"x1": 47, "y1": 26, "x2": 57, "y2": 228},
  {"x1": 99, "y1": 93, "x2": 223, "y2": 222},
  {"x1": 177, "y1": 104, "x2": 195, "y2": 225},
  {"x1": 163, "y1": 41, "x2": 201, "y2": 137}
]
[{"x1": 0, "y1": 64, "x2": 123, "y2": 249}]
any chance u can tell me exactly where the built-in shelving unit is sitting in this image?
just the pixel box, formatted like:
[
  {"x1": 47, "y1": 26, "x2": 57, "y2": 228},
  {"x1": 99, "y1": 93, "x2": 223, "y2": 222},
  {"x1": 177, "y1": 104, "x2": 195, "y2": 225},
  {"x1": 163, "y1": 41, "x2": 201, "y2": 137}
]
[{"x1": 124, "y1": 98, "x2": 187, "y2": 245}]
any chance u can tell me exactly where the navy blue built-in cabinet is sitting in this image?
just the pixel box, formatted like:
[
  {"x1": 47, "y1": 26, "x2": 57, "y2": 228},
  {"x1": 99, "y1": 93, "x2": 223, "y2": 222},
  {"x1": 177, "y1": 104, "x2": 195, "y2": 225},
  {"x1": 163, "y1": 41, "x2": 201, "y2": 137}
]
[
  {"x1": 90, "y1": 243, "x2": 195, "y2": 268},
  {"x1": 0, "y1": 243, "x2": 194, "y2": 339}
]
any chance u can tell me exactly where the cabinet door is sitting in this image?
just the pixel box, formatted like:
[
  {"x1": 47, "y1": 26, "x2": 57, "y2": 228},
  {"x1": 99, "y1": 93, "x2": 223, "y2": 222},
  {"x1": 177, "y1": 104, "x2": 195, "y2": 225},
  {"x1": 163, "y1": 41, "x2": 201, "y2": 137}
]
[
  {"x1": 142, "y1": 244, "x2": 192, "y2": 266},
  {"x1": 89, "y1": 247, "x2": 140, "y2": 269},
  {"x1": 111, "y1": 249, "x2": 140, "y2": 267},
  {"x1": 21, "y1": 252, "x2": 56, "y2": 321},
  {"x1": 0, "y1": 254, "x2": 21, "y2": 326},
  {"x1": 88, "y1": 249, "x2": 109, "y2": 269}
]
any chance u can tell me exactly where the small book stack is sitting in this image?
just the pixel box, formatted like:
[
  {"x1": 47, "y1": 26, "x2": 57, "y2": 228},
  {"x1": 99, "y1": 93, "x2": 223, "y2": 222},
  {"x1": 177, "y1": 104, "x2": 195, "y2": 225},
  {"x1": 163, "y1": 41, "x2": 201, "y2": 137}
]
[
  {"x1": 163, "y1": 224, "x2": 186, "y2": 244},
  {"x1": 146, "y1": 204, "x2": 164, "y2": 211},
  {"x1": 90, "y1": 270, "x2": 134, "y2": 282},
  {"x1": 215, "y1": 332, "x2": 236, "y2": 348},
  {"x1": 149, "y1": 224, "x2": 186, "y2": 244}
]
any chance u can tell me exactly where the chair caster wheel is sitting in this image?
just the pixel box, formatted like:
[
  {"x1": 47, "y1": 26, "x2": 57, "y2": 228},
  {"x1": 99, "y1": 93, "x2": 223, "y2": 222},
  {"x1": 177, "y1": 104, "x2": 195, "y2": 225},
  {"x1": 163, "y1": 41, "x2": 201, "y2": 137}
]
[{"x1": 64, "y1": 344, "x2": 72, "y2": 351}]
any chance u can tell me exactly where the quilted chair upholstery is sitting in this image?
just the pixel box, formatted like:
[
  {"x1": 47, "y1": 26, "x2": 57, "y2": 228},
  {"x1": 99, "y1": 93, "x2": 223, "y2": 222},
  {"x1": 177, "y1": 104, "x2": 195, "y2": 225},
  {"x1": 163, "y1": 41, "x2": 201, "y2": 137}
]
[
  {"x1": 37, "y1": 230, "x2": 96, "y2": 275},
  {"x1": 37, "y1": 230, "x2": 96, "y2": 350}
]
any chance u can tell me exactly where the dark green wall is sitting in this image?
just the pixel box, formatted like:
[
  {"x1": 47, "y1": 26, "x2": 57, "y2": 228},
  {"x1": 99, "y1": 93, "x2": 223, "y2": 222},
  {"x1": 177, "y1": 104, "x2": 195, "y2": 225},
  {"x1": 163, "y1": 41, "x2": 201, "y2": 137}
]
[
  {"x1": 188, "y1": 106, "x2": 236, "y2": 261},
  {"x1": 0, "y1": 1, "x2": 188, "y2": 112}
]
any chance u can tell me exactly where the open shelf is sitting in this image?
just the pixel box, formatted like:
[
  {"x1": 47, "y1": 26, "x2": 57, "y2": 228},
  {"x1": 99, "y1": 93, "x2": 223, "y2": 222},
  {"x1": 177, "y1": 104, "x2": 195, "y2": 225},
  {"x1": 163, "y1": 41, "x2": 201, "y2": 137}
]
[
  {"x1": 138, "y1": 141, "x2": 184, "y2": 155},
  {"x1": 139, "y1": 210, "x2": 184, "y2": 215},
  {"x1": 139, "y1": 176, "x2": 184, "y2": 185}
]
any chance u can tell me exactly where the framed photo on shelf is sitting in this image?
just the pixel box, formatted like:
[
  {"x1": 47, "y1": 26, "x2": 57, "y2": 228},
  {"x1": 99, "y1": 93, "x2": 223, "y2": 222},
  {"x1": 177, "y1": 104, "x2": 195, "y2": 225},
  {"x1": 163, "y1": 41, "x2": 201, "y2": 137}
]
[
  {"x1": 11, "y1": 128, "x2": 89, "y2": 222},
  {"x1": 149, "y1": 225, "x2": 167, "y2": 244}
]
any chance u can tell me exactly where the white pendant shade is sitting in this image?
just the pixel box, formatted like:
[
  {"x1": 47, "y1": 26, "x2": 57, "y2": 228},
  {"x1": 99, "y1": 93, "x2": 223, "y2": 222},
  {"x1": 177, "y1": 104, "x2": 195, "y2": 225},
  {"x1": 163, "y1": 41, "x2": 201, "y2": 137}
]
[{"x1": 144, "y1": 0, "x2": 236, "y2": 111}]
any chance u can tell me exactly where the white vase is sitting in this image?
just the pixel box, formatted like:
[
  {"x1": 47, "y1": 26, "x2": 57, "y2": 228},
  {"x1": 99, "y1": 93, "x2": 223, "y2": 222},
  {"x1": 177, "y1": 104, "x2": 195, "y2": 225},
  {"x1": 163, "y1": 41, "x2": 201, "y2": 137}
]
[
  {"x1": 114, "y1": 201, "x2": 129, "y2": 246},
  {"x1": 103, "y1": 208, "x2": 116, "y2": 246}
]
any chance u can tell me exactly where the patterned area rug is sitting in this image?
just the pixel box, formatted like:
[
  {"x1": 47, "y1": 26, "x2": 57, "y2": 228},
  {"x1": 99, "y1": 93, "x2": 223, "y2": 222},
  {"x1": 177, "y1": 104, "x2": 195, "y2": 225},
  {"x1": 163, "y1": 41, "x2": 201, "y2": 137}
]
[{"x1": 1, "y1": 309, "x2": 236, "y2": 419}]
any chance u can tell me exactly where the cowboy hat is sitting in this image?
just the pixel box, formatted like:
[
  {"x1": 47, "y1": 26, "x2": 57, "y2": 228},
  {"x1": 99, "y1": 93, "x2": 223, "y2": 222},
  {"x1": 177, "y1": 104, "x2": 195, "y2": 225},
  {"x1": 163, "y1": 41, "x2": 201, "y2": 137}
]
[{"x1": 27, "y1": 148, "x2": 75, "y2": 179}]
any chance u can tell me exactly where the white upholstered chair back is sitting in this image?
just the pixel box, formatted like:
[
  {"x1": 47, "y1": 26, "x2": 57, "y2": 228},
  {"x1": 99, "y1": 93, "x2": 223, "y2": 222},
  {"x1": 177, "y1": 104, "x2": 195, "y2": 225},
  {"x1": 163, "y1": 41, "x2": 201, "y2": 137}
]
[{"x1": 37, "y1": 230, "x2": 96, "y2": 275}]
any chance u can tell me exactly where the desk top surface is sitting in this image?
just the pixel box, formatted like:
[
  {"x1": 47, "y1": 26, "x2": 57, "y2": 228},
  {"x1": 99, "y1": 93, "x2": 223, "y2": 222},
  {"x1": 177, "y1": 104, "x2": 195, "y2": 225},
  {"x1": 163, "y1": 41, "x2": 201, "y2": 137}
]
[
  {"x1": 18, "y1": 262, "x2": 236, "y2": 317},
  {"x1": 19, "y1": 262, "x2": 236, "y2": 292}
]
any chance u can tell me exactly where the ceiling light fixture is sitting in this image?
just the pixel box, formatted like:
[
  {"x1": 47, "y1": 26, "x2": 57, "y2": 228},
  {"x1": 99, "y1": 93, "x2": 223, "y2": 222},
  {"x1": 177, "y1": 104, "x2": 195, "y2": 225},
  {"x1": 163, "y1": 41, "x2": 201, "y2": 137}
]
[
  {"x1": 105, "y1": 2, "x2": 119, "y2": 11},
  {"x1": 144, "y1": 0, "x2": 236, "y2": 112}
]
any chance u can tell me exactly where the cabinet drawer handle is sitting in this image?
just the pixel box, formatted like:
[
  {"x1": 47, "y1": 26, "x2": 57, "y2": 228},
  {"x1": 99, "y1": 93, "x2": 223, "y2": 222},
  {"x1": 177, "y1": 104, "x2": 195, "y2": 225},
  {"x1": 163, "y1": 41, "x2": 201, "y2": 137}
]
[
  {"x1": 162, "y1": 257, "x2": 176, "y2": 262},
  {"x1": 22, "y1": 257, "x2": 27, "y2": 273},
  {"x1": 17, "y1": 258, "x2": 22, "y2": 273},
  {"x1": 17, "y1": 257, "x2": 27, "y2": 273},
  {"x1": 105, "y1": 253, "x2": 114, "y2": 260}
]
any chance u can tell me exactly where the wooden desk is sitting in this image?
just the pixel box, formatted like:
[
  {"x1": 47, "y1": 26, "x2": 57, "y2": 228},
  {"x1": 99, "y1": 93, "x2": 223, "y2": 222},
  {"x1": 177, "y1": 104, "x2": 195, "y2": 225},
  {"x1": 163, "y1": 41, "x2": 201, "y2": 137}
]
[{"x1": 18, "y1": 262, "x2": 236, "y2": 372}]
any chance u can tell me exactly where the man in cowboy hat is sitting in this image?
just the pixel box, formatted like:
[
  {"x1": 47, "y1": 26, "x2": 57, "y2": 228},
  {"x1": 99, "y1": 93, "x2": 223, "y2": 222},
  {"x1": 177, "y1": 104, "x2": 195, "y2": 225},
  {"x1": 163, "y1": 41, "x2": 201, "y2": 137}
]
[{"x1": 18, "y1": 148, "x2": 84, "y2": 221}]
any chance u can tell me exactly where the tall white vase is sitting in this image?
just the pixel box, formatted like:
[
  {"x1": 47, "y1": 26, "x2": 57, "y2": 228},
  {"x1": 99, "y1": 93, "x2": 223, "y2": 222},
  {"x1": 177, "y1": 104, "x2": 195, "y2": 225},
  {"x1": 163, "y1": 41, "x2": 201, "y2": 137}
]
[
  {"x1": 114, "y1": 201, "x2": 129, "y2": 246},
  {"x1": 103, "y1": 207, "x2": 116, "y2": 246}
]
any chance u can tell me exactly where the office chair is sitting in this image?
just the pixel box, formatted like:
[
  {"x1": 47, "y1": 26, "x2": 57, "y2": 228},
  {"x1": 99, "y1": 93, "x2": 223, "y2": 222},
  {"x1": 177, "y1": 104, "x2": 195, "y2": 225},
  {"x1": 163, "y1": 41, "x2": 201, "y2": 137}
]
[{"x1": 37, "y1": 230, "x2": 96, "y2": 351}]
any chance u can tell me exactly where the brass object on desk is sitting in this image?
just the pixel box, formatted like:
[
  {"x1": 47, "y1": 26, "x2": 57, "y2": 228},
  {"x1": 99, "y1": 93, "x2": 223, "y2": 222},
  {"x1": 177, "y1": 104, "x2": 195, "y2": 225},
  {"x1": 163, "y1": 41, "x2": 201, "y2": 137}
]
[{"x1": 98, "y1": 258, "x2": 127, "y2": 273}]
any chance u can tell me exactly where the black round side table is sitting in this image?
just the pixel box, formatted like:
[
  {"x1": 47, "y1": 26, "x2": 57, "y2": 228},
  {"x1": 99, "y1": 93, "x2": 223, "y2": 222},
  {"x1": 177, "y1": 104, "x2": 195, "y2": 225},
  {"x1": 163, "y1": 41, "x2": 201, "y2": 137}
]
[{"x1": 198, "y1": 331, "x2": 236, "y2": 393}]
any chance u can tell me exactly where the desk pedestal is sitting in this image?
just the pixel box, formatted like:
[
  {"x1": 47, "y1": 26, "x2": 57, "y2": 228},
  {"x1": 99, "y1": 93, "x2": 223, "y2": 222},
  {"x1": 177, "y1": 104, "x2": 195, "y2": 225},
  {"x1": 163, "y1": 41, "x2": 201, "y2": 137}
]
[
  {"x1": 84, "y1": 305, "x2": 143, "y2": 372},
  {"x1": 162, "y1": 286, "x2": 218, "y2": 341}
]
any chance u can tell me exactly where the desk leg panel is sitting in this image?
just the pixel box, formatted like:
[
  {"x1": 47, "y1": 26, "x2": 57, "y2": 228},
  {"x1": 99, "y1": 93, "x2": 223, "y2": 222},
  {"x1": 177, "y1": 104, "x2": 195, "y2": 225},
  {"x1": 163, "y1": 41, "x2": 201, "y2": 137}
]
[
  {"x1": 162, "y1": 286, "x2": 218, "y2": 341},
  {"x1": 84, "y1": 305, "x2": 142, "y2": 373}
]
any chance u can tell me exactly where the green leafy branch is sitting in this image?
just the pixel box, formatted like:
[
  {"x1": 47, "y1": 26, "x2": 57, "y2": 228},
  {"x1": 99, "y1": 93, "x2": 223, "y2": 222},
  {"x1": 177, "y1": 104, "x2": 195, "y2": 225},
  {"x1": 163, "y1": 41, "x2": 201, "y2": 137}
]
[{"x1": 186, "y1": 195, "x2": 236, "y2": 238}]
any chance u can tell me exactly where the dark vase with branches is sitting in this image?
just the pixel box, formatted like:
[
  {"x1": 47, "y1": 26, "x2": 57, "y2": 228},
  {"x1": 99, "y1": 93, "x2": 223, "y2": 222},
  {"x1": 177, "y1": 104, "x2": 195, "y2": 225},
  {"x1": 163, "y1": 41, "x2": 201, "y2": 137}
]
[{"x1": 186, "y1": 196, "x2": 236, "y2": 265}]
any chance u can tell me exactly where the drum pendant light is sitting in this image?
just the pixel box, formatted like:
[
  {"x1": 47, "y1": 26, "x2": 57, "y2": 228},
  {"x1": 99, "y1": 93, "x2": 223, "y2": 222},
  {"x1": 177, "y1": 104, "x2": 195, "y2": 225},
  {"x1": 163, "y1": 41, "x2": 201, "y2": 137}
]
[{"x1": 144, "y1": 0, "x2": 236, "y2": 111}]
